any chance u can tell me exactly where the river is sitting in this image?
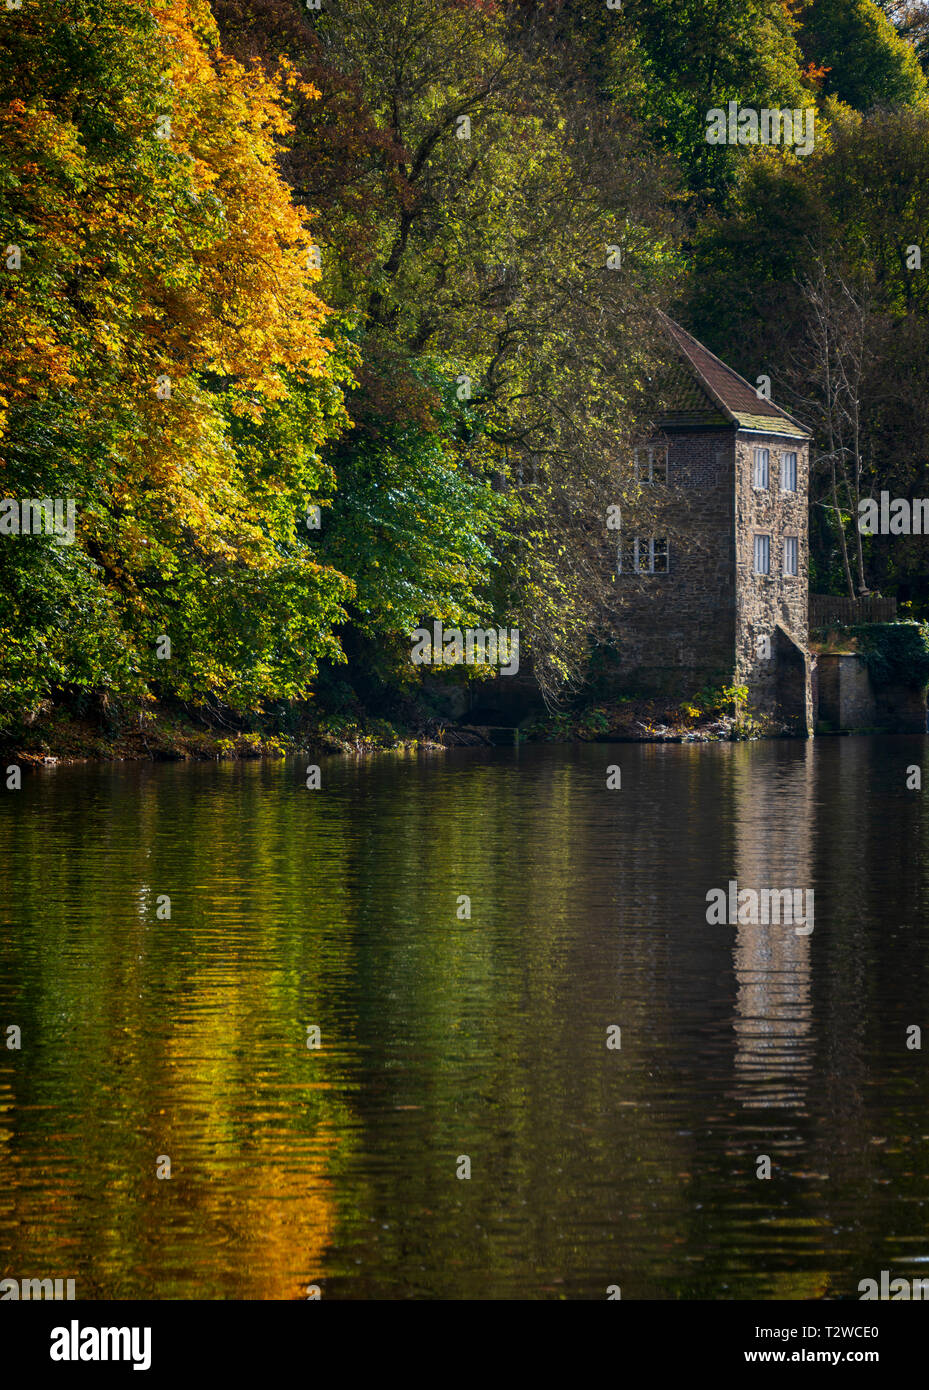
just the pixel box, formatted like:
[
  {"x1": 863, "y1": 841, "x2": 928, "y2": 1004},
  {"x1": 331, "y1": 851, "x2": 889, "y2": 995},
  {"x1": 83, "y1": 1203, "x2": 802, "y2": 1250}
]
[{"x1": 1, "y1": 738, "x2": 928, "y2": 1299}]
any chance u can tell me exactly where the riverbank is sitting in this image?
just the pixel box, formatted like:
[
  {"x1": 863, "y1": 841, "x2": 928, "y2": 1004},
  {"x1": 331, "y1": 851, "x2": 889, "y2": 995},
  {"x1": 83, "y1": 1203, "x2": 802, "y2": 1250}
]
[
  {"x1": 0, "y1": 689, "x2": 787, "y2": 764},
  {"x1": 0, "y1": 706, "x2": 431, "y2": 764}
]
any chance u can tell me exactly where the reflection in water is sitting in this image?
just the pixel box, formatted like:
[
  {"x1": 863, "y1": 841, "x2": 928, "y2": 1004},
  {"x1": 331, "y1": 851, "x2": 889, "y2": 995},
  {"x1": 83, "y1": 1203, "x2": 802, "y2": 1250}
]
[
  {"x1": 1, "y1": 739, "x2": 929, "y2": 1299},
  {"x1": 731, "y1": 744, "x2": 815, "y2": 1112}
]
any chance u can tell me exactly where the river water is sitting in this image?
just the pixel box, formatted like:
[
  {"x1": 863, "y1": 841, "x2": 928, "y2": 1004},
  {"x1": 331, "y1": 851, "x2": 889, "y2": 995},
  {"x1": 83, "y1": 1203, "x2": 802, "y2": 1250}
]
[{"x1": 1, "y1": 738, "x2": 928, "y2": 1299}]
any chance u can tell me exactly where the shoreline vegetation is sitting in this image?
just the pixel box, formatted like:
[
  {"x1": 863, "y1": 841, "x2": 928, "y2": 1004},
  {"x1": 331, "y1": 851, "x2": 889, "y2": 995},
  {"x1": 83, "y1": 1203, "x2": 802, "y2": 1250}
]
[
  {"x1": 0, "y1": 686, "x2": 787, "y2": 764},
  {"x1": 6, "y1": 629, "x2": 925, "y2": 764}
]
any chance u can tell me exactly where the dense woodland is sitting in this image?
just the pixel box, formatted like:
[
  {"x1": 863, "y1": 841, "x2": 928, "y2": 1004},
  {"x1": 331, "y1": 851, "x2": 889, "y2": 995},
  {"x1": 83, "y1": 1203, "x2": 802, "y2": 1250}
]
[{"x1": 3, "y1": 0, "x2": 929, "y2": 736}]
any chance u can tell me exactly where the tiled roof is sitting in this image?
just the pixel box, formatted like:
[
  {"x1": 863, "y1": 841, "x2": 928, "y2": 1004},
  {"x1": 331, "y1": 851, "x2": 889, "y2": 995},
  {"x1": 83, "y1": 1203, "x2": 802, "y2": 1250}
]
[
  {"x1": 657, "y1": 313, "x2": 810, "y2": 439},
  {"x1": 659, "y1": 354, "x2": 730, "y2": 429}
]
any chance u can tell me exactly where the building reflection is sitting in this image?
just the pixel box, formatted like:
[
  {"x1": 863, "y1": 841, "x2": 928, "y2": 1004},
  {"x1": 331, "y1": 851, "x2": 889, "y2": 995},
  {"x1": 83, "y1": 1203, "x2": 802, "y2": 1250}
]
[{"x1": 730, "y1": 745, "x2": 816, "y2": 1111}]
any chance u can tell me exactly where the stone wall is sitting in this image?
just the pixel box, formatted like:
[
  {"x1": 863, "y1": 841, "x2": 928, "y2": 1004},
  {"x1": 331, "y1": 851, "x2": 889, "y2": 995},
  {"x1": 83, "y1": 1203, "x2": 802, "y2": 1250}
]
[
  {"x1": 817, "y1": 653, "x2": 927, "y2": 732},
  {"x1": 817, "y1": 654, "x2": 874, "y2": 729},
  {"x1": 733, "y1": 431, "x2": 810, "y2": 724},
  {"x1": 874, "y1": 682, "x2": 928, "y2": 734},
  {"x1": 602, "y1": 428, "x2": 736, "y2": 694}
]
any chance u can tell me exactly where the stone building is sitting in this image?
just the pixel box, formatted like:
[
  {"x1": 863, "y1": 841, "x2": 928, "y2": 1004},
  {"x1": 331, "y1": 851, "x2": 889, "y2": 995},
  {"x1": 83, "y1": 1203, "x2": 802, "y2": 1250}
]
[{"x1": 605, "y1": 314, "x2": 813, "y2": 733}]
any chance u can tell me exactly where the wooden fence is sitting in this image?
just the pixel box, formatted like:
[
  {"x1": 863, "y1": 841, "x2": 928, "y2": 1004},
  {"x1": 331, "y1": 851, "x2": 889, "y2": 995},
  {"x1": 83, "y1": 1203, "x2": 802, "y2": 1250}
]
[{"x1": 810, "y1": 593, "x2": 897, "y2": 627}]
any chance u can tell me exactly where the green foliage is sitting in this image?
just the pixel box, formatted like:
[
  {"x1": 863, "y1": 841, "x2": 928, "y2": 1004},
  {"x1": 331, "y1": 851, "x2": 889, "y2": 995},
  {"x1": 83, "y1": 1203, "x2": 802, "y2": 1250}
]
[
  {"x1": 799, "y1": 0, "x2": 927, "y2": 110},
  {"x1": 250, "y1": 0, "x2": 683, "y2": 701},
  {"x1": 604, "y1": 0, "x2": 813, "y2": 204},
  {"x1": 850, "y1": 621, "x2": 929, "y2": 687},
  {"x1": 680, "y1": 683, "x2": 749, "y2": 719},
  {"x1": 522, "y1": 706, "x2": 611, "y2": 742},
  {"x1": 315, "y1": 371, "x2": 507, "y2": 645}
]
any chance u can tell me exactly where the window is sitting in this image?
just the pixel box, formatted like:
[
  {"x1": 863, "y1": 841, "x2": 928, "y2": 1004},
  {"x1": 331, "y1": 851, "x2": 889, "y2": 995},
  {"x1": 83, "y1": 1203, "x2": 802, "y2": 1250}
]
[
  {"x1": 634, "y1": 537, "x2": 669, "y2": 574},
  {"x1": 617, "y1": 537, "x2": 670, "y2": 574},
  {"x1": 784, "y1": 535, "x2": 799, "y2": 576},
  {"x1": 634, "y1": 446, "x2": 668, "y2": 484},
  {"x1": 781, "y1": 451, "x2": 797, "y2": 493},
  {"x1": 753, "y1": 447, "x2": 769, "y2": 489},
  {"x1": 754, "y1": 534, "x2": 771, "y2": 575}
]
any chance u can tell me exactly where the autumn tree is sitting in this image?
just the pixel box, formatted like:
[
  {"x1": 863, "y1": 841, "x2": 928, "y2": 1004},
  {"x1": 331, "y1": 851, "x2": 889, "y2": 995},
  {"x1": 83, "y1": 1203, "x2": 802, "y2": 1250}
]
[{"x1": 0, "y1": 0, "x2": 351, "y2": 722}]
